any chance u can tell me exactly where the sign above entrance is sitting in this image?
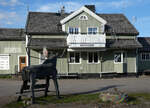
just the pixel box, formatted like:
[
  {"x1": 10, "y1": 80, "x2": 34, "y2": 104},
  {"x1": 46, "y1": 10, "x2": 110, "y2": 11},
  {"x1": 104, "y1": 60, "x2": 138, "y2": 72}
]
[{"x1": 4, "y1": 47, "x2": 22, "y2": 53}]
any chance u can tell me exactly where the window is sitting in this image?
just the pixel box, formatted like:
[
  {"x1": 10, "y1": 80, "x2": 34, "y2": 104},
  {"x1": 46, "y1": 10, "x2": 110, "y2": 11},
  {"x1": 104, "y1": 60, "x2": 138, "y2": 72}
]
[
  {"x1": 39, "y1": 53, "x2": 46, "y2": 64},
  {"x1": 88, "y1": 52, "x2": 99, "y2": 63},
  {"x1": 79, "y1": 15, "x2": 88, "y2": 20},
  {"x1": 69, "y1": 27, "x2": 79, "y2": 34},
  {"x1": 114, "y1": 53, "x2": 121, "y2": 63},
  {"x1": 69, "y1": 52, "x2": 80, "y2": 63},
  {"x1": 88, "y1": 28, "x2": 97, "y2": 34},
  {"x1": 141, "y1": 53, "x2": 150, "y2": 61}
]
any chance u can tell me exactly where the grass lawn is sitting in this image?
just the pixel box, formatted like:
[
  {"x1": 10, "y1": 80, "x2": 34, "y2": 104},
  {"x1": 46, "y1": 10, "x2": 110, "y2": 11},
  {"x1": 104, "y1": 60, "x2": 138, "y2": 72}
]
[{"x1": 3, "y1": 93, "x2": 150, "y2": 108}]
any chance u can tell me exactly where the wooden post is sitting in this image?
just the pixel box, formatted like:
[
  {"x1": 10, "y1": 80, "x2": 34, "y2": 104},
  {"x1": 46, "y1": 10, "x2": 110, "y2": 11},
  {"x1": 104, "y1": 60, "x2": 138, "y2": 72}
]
[{"x1": 30, "y1": 72, "x2": 35, "y2": 104}]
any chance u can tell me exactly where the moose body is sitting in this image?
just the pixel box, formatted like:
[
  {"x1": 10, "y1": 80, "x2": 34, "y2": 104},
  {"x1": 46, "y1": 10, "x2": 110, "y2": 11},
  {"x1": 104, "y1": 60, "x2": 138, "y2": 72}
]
[
  {"x1": 17, "y1": 55, "x2": 60, "y2": 103},
  {"x1": 22, "y1": 56, "x2": 57, "y2": 81}
]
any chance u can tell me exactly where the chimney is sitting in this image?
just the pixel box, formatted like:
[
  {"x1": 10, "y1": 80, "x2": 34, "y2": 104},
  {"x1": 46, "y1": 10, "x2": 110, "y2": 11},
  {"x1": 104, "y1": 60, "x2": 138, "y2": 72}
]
[
  {"x1": 60, "y1": 6, "x2": 65, "y2": 15},
  {"x1": 85, "y1": 5, "x2": 95, "y2": 13}
]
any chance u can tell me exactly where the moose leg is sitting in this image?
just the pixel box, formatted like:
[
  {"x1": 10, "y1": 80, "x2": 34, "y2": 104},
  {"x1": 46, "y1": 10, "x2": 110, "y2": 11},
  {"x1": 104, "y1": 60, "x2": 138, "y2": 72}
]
[
  {"x1": 53, "y1": 77, "x2": 60, "y2": 98},
  {"x1": 45, "y1": 76, "x2": 50, "y2": 97},
  {"x1": 30, "y1": 73, "x2": 36, "y2": 104},
  {"x1": 17, "y1": 80, "x2": 28, "y2": 101}
]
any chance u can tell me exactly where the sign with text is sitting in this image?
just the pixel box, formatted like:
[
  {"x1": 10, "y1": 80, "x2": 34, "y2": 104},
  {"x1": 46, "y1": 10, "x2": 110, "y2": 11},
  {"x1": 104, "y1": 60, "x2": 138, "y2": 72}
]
[
  {"x1": 4, "y1": 47, "x2": 22, "y2": 53},
  {"x1": 0, "y1": 55, "x2": 9, "y2": 70}
]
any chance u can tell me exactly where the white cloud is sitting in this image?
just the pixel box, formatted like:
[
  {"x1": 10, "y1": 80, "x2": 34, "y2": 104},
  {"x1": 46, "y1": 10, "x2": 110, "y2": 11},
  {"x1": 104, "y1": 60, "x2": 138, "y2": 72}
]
[
  {"x1": 37, "y1": 0, "x2": 133, "y2": 12},
  {"x1": 0, "y1": 11, "x2": 22, "y2": 26},
  {"x1": 37, "y1": 2, "x2": 82, "y2": 12},
  {"x1": 0, "y1": 0, "x2": 24, "y2": 6}
]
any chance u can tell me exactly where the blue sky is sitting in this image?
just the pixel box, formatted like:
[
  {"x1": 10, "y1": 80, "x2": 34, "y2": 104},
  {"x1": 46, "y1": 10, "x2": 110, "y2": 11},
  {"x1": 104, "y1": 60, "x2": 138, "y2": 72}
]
[{"x1": 0, "y1": 0, "x2": 150, "y2": 36}]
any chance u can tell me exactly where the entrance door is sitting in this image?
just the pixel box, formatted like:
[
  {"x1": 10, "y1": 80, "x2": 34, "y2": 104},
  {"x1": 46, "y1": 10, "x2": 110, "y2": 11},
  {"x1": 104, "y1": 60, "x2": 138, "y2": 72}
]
[
  {"x1": 114, "y1": 52, "x2": 126, "y2": 73},
  {"x1": 19, "y1": 56, "x2": 27, "y2": 72}
]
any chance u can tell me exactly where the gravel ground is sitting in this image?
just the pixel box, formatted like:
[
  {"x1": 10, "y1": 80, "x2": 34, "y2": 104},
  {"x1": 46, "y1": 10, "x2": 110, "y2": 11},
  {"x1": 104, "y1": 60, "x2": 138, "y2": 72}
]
[{"x1": 0, "y1": 76, "x2": 150, "y2": 107}]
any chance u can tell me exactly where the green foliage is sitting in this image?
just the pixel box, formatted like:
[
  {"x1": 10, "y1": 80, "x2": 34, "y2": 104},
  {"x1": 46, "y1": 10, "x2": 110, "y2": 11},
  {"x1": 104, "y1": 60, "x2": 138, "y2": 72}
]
[{"x1": 0, "y1": 75, "x2": 12, "y2": 79}]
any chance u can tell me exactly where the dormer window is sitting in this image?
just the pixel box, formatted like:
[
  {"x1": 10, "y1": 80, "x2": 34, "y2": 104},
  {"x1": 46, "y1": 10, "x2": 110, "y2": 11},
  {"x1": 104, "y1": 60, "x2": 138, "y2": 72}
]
[{"x1": 79, "y1": 15, "x2": 88, "y2": 20}]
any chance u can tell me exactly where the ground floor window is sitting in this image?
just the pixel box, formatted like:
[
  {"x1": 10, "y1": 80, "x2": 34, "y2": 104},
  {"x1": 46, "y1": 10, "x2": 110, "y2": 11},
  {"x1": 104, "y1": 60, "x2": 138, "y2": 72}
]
[
  {"x1": 0, "y1": 55, "x2": 9, "y2": 70},
  {"x1": 69, "y1": 52, "x2": 80, "y2": 63},
  {"x1": 88, "y1": 52, "x2": 99, "y2": 63},
  {"x1": 141, "y1": 53, "x2": 150, "y2": 61},
  {"x1": 114, "y1": 52, "x2": 125, "y2": 63}
]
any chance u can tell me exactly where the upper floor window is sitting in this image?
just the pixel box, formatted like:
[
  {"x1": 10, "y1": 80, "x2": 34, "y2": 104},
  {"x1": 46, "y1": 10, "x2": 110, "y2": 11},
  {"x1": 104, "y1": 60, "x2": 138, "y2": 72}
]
[
  {"x1": 79, "y1": 15, "x2": 88, "y2": 20},
  {"x1": 88, "y1": 52, "x2": 99, "y2": 63},
  {"x1": 141, "y1": 53, "x2": 150, "y2": 61},
  {"x1": 88, "y1": 27, "x2": 97, "y2": 35},
  {"x1": 69, "y1": 27, "x2": 79, "y2": 34}
]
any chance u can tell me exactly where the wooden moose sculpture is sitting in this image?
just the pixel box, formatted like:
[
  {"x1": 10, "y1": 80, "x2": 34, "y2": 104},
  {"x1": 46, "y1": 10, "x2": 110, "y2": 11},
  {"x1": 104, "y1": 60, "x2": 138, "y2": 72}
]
[{"x1": 17, "y1": 54, "x2": 60, "y2": 103}]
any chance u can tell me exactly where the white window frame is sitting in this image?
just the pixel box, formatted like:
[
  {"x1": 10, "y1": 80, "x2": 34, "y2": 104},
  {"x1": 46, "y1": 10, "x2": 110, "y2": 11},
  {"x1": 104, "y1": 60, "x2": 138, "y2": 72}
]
[
  {"x1": 68, "y1": 27, "x2": 80, "y2": 34},
  {"x1": 141, "y1": 53, "x2": 150, "y2": 61},
  {"x1": 87, "y1": 52, "x2": 99, "y2": 64},
  {"x1": 69, "y1": 52, "x2": 81, "y2": 64},
  {"x1": 87, "y1": 27, "x2": 98, "y2": 35},
  {"x1": 79, "y1": 15, "x2": 88, "y2": 20},
  {"x1": 0, "y1": 54, "x2": 10, "y2": 70},
  {"x1": 114, "y1": 52, "x2": 124, "y2": 64}
]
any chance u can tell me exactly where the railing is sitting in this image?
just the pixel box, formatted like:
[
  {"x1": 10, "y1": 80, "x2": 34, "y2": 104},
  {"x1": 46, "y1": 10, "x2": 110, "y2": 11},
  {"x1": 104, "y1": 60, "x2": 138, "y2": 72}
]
[{"x1": 67, "y1": 34, "x2": 106, "y2": 48}]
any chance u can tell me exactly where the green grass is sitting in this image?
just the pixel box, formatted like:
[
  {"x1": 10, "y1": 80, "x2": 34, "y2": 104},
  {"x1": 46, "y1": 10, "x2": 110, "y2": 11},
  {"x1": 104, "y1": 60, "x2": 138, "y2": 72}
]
[
  {"x1": 3, "y1": 93, "x2": 150, "y2": 108},
  {"x1": 0, "y1": 75, "x2": 12, "y2": 79}
]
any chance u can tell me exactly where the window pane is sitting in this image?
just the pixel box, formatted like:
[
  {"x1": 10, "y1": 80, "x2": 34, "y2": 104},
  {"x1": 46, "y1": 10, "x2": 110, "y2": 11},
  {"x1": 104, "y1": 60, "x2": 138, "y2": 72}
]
[
  {"x1": 88, "y1": 52, "x2": 93, "y2": 63},
  {"x1": 141, "y1": 53, "x2": 145, "y2": 60},
  {"x1": 146, "y1": 53, "x2": 150, "y2": 60},
  {"x1": 75, "y1": 53, "x2": 80, "y2": 63},
  {"x1": 88, "y1": 28, "x2": 97, "y2": 34},
  {"x1": 69, "y1": 28, "x2": 73, "y2": 34},
  {"x1": 94, "y1": 52, "x2": 98, "y2": 63},
  {"x1": 93, "y1": 28, "x2": 97, "y2": 34},
  {"x1": 88, "y1": 28, "x2": 92, "y2": 34},
  {"x1": 114, "y1": 53, "x2": 121, "y2": 62},
  {"x1": 75, "y1": 28, "x2": 79, "y2": 34},
  {"x1": 70, "y1": 52, "x2": 75, "y2": 63}
]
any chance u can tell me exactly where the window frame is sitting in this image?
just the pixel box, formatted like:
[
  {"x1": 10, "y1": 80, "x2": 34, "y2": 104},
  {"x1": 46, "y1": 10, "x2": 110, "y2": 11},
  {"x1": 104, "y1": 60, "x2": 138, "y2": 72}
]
[
  {"x1": 87, "y1": 52, "x2": 99, "y2": 64},
  {"x1": 69, "y1": 52, "x2": 81, "y2": 64},
  {"x1": 141, "y1": 53, "x2": 150, "y2": 61},
  {"x1": 79, "y1": 15, "x2": 88, "y2": 20},
  {"x1": 114, "y1": 52, "x2": 125, "y2": 64},
  {"x1": 87, "y1": 27, "x2": 98, "y2": 35},
  {"x1": 68, "y1": 27, "x2": 80, "y2": 34}
]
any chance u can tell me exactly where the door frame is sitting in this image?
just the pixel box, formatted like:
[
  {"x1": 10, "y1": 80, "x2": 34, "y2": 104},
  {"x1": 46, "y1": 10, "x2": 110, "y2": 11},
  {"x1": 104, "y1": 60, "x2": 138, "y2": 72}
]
[{"x1": 18, "y1": 55, "x2": 27, "y2": 72}]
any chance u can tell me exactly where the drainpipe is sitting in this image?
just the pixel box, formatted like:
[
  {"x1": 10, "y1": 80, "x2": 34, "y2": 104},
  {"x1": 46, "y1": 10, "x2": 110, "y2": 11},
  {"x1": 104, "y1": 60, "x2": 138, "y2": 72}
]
[{"x1": 26, "y1": 34, "x2": 31, "y2": 66}]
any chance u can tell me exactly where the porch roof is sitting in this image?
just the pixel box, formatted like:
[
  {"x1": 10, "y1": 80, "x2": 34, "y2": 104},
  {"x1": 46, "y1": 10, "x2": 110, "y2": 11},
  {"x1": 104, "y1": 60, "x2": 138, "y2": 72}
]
[
  {"x1": 28, "y1": 38, "x2": 67, "y2": 49},
  {"x1": 106, "y1": 39, "x2": 142, "y2": 49}
]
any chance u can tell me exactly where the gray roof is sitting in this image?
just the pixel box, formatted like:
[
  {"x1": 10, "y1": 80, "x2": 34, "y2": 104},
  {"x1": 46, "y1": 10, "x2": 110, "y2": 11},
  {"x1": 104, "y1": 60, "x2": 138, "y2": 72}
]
[
  {"x1": 98, "y1": 14, "x2": 139, "y2": 36},
  {"x1": 26, "y1": 12, "x2": 68, "y2": 35},
  {"x1": 138, "y1": 37, "x2": 150, "y2": 52},
  {"x1": 26, "y1": 12, "x2": 139, "y2": 36},
  {"x1": 0, "y1": 28, "x2": 25, "y2": 40},
  {"x1": 29, "y1": 38, "x2": 67, "y2": 49},
  {"x1": 107, "y1": 39, "x2": 142, "y2": 49}
]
